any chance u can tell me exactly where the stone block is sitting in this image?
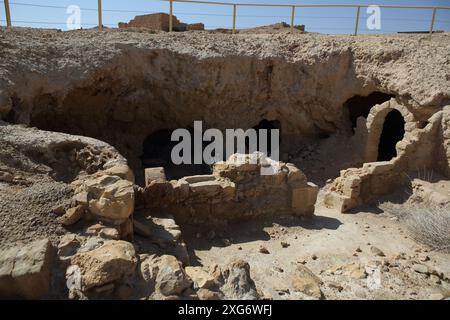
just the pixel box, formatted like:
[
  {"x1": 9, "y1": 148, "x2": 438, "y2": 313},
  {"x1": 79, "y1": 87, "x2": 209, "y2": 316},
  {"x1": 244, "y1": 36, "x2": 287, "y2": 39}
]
[{"x1": 145, "y1": 167, "x2": 166, "y2": 187}]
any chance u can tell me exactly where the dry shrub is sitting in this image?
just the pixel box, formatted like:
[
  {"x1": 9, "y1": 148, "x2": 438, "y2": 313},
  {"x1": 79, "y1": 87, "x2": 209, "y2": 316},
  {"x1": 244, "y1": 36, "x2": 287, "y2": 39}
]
[{"x1": 380, "y1": 202, "x2": 450, "y2": 253}]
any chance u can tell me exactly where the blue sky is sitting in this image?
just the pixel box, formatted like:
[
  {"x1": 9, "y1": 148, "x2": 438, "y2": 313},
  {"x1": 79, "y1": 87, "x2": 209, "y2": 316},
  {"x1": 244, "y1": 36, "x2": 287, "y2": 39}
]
[{"x1": 1, "y1": 0, "x2": 449, "y2": 34}]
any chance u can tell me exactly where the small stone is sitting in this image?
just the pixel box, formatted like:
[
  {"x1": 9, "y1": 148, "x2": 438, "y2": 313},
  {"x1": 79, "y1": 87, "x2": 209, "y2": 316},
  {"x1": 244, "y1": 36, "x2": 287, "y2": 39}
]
[
  {"x1": 395, "y1": 252, "x2": 407, "y2": 260},
  {"x1": 364, "y1": 224, "x2": 370, "y2": 229},
  {"x1": 412, "y1": 264, "x2": 429, "y2": 274},
  {"x1": 259, "y1": 246, "x2": 270, "y2": 254},
  {"x1": 281, "y1": 242, "x2": 290, "y2": 248},
  {"x1": 429, "y1": 293, "x2": 445, "y2": 300},
  {"x1": 430, "y1": 274, "x2": 441, "y2": 284},
  {"x1": 419, "y1": 254, "x2": 430, "y2": 262},
  {"x1": 355, "y1": 247, "x2": 362, "y2": 253},
  {"x1": 237, "y1": 246, "x2": 242, "y2": 250},
  {"x1": 311, "y1": 254, "x2": 318, "y2": 260},
  {"x1": 222, "y1": 239, "x2": 231, "y2": 246},
  {"x1": 273, "y1": 267, "x2": 284, "y2": 273},
  {"x1": 99, "y1": 227, "x2": 120, "y2": 240},
  {"x1": 298, "y1": 260, "x2": 307, "y2": 265},
  {"x1": 58, "y1": 205, "x2": 85, "y2": 226},
  {"x1": 370, "y1": 246, "x2": 385, "y2": 257},
  {"x1": 328, "y1": 282, "x2": 343, "y2": 292},
  {"x1": 292, "y1": 265, "x2": 323, "y2": 299}
]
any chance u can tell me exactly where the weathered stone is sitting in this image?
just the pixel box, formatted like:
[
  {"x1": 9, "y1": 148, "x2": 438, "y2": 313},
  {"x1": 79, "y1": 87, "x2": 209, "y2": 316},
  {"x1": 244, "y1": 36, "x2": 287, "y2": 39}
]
[
  {"x1": 99, "y1": 227, "x2": 120, "y2": 240},
  {"x1": 155, "y1": 255, "x2": 192, "y2": 296},
  {"x1": 412, "y1": 264, "x2": 429, "y2": 274},
  {"x1": 58, "y1": 205, "x2": 85, "y2": 226},
  {"x1": 83, "y1": 175, "x2": 135, "y2": 222},
  {"x1": 286, "y1": 163, "x2": 307, "y2": 186},
  {"x1": 0, "y1": 239, "x2": 53, "y2": 299},
  {"x1": 100, "y1": 165, "x2": 135, "y2": 184},
  {"x1": 185, "y1": 266, "x2": 216, "y2": 289},
  {"x1": 58, "y1": 234, "x2": 81, "y2": 258},
  {"x1": 291, "y1": 182, "x2": 319, "y2": 216},
  {"x1": 186, "y1": 23, "x2": 205, "y2": 31},
  {"x1": 72, "y1": 191, "x2": 88, "y2": 206},
  {"x1": 145, "y1": 167, "x2": 166, "y2": 187},
  {"x1": 343, "y1": 262, "x2": 367, "y2": 279},
  {"x1": 118, "y1": 13, "x2": 183, "y2": 31},
  {"x1": 370, "y1": 246, "x2": 385, "y2": 257},
  {"x1": 292, "y1": 265, "x2": 323, "y2": 299},
  {"x1": 259, "y1": 246, "x2": 270, "y2": 254},
  {"x1": 69, "y1": 240, "x2": 137, "y2": 290},
  {"x1": 221, "y1": 260, "x2": 259, "y2": 300},
  {"x1": 197, "y1": 288, "x2": 222, "y2": 300}
]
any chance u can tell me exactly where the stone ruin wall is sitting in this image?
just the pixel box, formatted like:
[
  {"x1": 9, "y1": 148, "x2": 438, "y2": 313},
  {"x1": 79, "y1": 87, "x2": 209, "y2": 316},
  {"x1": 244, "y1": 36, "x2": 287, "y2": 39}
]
[
  {"x1": 141, "y1": 154, "x2": 319, "y2": 225},
  {"x1": 324, "y1": 99, "x2": 450, "y2": 212},
  {"x1": 118, "y1": 13, "x2": 204, "y2": 32}
]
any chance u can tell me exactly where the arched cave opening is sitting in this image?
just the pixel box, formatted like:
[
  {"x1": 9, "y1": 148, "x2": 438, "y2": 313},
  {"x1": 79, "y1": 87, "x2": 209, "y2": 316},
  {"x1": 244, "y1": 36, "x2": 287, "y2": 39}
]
[
  {"x1": 377, "y1": 109, "x2": 405, "y2": 162},
  {"x1": 345, "y1": 92, "x2": 394, "y2": 131},
  {"x1": 141, "y1": 128, "x2": 212, "y2": 181}
]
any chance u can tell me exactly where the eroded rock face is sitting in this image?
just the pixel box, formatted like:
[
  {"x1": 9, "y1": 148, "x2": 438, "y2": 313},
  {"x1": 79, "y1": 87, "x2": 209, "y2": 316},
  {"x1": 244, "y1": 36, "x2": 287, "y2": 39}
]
[
  {"x1": 142, "y1": 153, "x2": 318, "y2": 224},
  {"x1": 220, "y1": 260, "x2": 259, "y2": 300},
  {"x1": 139, "y1": 254, "x2": 192, "y2": 298},
  {"x1": 68, "y1": 240, "x2": 137, "y2": 292},
  {"x1": 0, "y1": 239, "x2": 53, "y2": 299},
  {"x1": 77, "y1": 175, "x2": 135, "y2": 223}
]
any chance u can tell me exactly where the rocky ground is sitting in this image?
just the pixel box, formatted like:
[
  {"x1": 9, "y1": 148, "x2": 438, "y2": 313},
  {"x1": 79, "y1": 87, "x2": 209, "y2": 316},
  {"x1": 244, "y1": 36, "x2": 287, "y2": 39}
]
[
  {"x1": 183, "y1": 202, "x2": 450, "y2": 300},
  {"x1": 0, "y1": 28, "x2": 449, "y2": 300}
]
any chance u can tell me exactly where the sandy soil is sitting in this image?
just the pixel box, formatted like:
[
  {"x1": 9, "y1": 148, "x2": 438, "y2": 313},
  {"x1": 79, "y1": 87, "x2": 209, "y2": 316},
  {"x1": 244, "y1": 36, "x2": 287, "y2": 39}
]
[{"x1": 183, "y1": 200, "x2": 450, "y2": 300}]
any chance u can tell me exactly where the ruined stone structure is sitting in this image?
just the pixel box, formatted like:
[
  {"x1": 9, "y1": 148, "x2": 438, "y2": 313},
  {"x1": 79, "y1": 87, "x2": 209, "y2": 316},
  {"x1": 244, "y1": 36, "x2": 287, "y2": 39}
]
[
  {"x1": 0, "y1": 29, "x2": 449, "y2": 300},
  {"x1": 118, "y1": 13, "x2": 204, "y2": 32},
  {"x1": 324, "y1": 99, "x2": 448, "y2": 212},
  {"x1": 142, "y1": 153, "x2": 319, "y2": 225}
]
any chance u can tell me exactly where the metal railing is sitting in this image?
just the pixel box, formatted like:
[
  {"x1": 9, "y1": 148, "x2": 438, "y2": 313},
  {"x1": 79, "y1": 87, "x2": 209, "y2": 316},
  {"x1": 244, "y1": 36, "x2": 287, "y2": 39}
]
[
  {"x1": 2, "y1": 0, "x2": 450, "y2": 37},
  {"x1": 164, "y1": 0, "x2": 450, "y2": 35}
]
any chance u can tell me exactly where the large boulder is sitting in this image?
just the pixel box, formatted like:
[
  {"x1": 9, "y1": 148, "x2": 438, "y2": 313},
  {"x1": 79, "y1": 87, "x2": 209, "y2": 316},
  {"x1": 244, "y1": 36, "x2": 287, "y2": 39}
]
[
  {"x1": 68, "y1": 240, "x2": 137, "y2": 291},
  {"x1": 220, "y1": 260, "x2": 259, "y2": 300},
  {"x1": 79, "y1": 175, "x2": 135, "y2": 223},
  {"x1": 155, "y1": 255, "x2": 192, "y2": 296},
  {"x1": 0, "y1": 239, "x2": 54, "y2": 299}
]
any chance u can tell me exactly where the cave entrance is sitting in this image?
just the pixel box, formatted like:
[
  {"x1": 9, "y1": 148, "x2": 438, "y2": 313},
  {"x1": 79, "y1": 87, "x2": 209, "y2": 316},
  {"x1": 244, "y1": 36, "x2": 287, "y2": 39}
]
[
  {"x1": 141, "y1": 128, "x2": 211, "y2": 180},
  {"x1": 345, "y1": 92, "x2": 394, "y2": 131},
  {"x1": 251, "y1": 119, "x2": 281, "y2": 158},
  {"x1": 377, "y1": 109, "x2": 405, "y2": 161}
]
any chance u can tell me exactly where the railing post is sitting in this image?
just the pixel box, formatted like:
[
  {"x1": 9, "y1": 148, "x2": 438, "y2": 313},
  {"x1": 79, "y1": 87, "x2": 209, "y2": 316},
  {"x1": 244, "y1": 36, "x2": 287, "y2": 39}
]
[
  {"x1": 232, "y1": 4, "x2": 236, "y2": 34},
  {"x1": 169, "y1": 0, "x2": 173, "y2": 32},
  {"x1": 4, "y1": 0, "x2": 11, "y2": 29},
  {"x1": 429, "y1": 7, "x2": 437, "y2": 38},
  {"x1": 98, "y1": 0, "x2": 103, "y2": 31},
  {"x1": 354, "y1": 5, "x2": 361, "y2": 36},
  {"x1": 290, "y1": 6, "x2": 295, "y2": 33}
]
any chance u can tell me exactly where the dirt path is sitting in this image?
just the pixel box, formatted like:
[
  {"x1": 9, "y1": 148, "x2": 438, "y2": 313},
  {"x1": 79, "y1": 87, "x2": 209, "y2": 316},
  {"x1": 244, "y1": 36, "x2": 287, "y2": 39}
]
[{"x1": 183, "y1": 204, "x2": 450, "y2": 300}]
